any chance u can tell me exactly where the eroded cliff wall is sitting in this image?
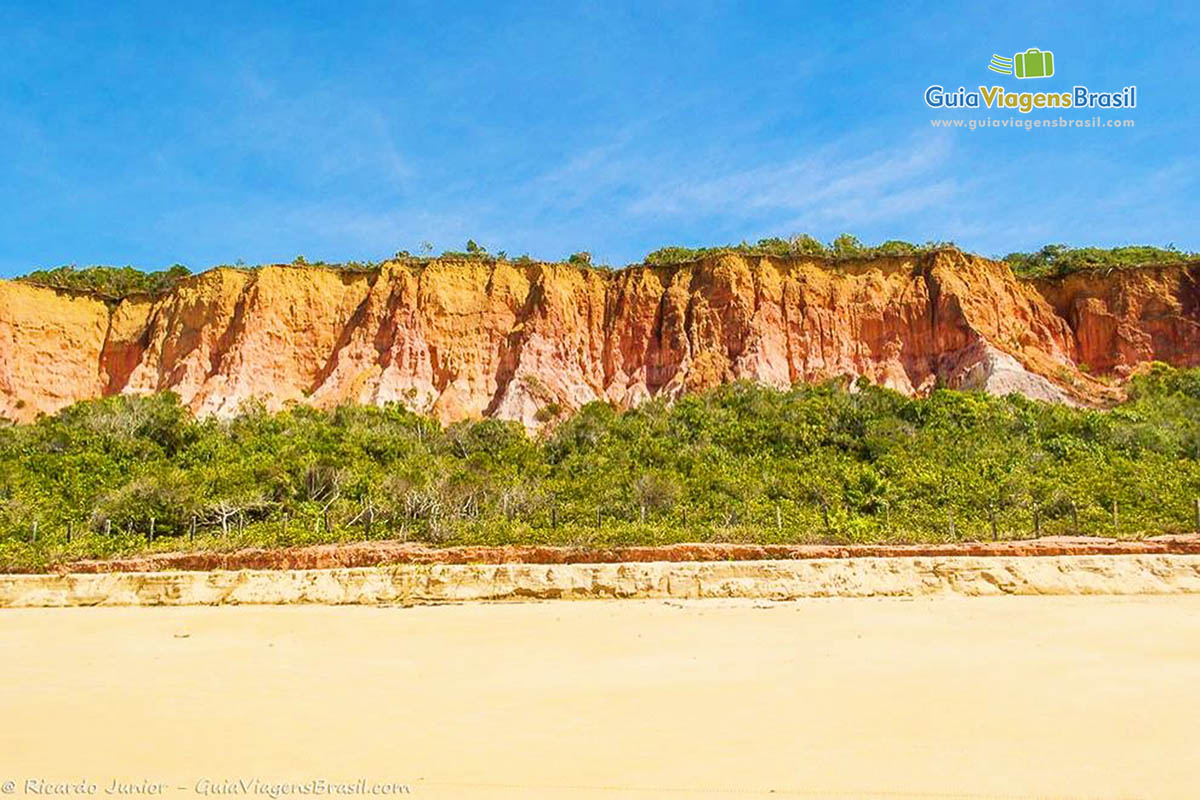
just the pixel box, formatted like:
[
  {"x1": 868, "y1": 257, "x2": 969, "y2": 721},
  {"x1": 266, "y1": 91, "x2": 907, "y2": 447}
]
[{"x1": 1, "y1": 251, "x2": 1197, "y2": 426}]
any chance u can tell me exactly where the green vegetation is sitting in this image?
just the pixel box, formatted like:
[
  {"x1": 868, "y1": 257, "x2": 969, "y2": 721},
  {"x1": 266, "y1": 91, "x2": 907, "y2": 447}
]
[
  {"x1": 16, "y1": 264, "x2": 192, "y2": 299},
  {"x1": 1003, "y1": 244, "x2": 1197, "y2": 278},
  {"x1": 2, "y1": 365, "x2": 1199, "y2": 571},
  {"x1": 434, "y1": 239, "x2": 493, "y2": 260},
  {"x1": 291, "y1": 255, "x2": 380, "y2": 272},
  {"x1": 642, "y1": 235, "x2": 954, "y2": 265},
  {"x1": 11, "y1": 240, "x2": 1197, "y2": 299}
]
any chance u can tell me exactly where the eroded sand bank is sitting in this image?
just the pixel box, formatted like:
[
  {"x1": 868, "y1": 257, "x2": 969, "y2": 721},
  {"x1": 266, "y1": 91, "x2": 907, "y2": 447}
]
[
  {"x1": 4, "y1": 554, "x2": 1200, "y2": 606},
  {"x1": 2, "y1": 597, "x2": 1199, "y2": 799}
]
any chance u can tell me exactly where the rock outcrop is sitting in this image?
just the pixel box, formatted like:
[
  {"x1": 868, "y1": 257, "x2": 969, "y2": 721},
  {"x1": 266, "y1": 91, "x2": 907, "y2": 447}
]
[
  {"x1": 1035, "y1": 264, "x2": 1200, "y2": 375},
  {"x1": 1, "y1": 250, "x2": 1197, "y2": 426}
]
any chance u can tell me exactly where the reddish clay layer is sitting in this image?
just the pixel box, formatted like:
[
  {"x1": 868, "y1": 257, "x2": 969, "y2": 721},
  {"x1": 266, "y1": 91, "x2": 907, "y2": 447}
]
[{"x1": 56, "y1": 534, "x2": 1200, "y2": 574}]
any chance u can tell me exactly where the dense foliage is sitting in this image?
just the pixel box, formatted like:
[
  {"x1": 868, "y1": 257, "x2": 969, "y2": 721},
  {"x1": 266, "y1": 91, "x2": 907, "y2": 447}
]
[
  {"x1": 17, "y1": 264, "x2": 192, "y2": 298},
  {"x1": 2, "y1": 366, "x2": 1199, "y2": 570},
  {"x1": 1003, "y1": 244, "x2": 1196, "y2": 278},
  {"x1": 642, "y1": 235, "x2": 953, "y2": 265}
]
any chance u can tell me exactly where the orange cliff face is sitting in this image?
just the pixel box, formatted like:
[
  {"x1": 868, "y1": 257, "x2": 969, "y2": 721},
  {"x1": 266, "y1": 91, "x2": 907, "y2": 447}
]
[
  {"x1": 1034, "y1": 264, "x2": 1200, "y2": 376},
  {"x1": 1, "y1": 251, "x2": 1196, "y2": 427}
]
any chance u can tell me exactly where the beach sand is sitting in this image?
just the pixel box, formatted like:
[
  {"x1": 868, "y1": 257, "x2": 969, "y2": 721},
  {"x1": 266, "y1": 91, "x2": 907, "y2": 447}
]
[{"x1": 2, "y1": 596, "x2": 1199, "y2": 799}]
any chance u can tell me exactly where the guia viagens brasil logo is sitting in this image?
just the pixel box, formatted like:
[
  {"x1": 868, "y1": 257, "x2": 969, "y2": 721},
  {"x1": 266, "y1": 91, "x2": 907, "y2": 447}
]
[
  {"x1": 988, "y1": 48, "x2": 1054, "y2": 79},
  {"x1": 925, "y1": 48, "x2": 1136, "y2": 113}
]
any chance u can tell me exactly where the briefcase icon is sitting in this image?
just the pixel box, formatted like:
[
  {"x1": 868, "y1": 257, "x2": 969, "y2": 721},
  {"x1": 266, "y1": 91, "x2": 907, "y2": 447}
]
[{"x1": 1014, "y1": 48, "x2": 1054, "y2": 79}]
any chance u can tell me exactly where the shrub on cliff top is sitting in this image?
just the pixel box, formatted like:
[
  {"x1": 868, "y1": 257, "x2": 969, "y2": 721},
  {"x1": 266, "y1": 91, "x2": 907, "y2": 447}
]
[
  {"x1": 642, "y1": 235, "x2": 945, "y2": 265},
  {"x1": 1003, "y1": 244, "x2": 1196, "y2": 278},
  {"x1": 16, "y1": 264, "x2": 192, "y2": 299},
  {"x1": 831, "y1": 234, "x2": 867, "y2": 258},
  {"x1": 435, "y1": 240, "x2": 493, "y2": 260}
]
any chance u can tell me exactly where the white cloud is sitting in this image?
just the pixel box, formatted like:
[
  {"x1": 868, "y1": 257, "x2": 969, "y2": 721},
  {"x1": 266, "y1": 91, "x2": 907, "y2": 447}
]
[{"x1": 625, "y1": 132, "x2": 957, "y2": 223}]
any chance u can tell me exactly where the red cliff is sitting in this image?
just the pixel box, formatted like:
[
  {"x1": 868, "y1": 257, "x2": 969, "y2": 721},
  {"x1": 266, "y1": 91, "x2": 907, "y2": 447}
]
[{"x1": 1, "y1": 250, "x2": 1197, "y2": 426}]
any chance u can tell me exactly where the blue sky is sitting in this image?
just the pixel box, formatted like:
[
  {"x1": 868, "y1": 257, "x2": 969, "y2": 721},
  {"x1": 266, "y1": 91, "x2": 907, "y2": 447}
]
[{"x1": 0, "y1": 1, "x2": 1195, "y2": 275}]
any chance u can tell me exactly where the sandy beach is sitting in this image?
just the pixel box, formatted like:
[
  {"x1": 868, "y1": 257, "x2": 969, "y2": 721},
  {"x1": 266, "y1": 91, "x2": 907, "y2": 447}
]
[{"x1": 2, "y1": 596, "x2": 1199, "y2": 799}]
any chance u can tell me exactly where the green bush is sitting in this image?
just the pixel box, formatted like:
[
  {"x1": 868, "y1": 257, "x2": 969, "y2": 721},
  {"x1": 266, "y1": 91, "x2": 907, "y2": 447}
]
[
  {"x1": 641, "y1": 235, "x2": 942, "y2": 266},
  {"x1": 2, "y1": 370, "x2": 1199, "y2": 570},
  {"x1": 831, "y1": 233, "x2": 866, "y2": 258},
  {"x1": 17, "y1": 264, "x2": 191, "y2": 299},
  {"x1": 1003, "y1": 244, "x2": 1196, "y2": 278}
]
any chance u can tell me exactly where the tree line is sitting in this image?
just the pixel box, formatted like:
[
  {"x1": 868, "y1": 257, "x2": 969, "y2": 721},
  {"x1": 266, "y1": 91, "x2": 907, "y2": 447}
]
[
  {"x1": 12, "y1": 240, "x2": 1196, "y2": 301},
  {"x1": 1, "y1": 365, "x2": 1199, "y2": 570}
]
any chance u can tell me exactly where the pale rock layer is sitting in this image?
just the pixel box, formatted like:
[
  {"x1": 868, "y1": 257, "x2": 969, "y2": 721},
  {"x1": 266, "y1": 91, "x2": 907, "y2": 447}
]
[{"x1": 2, "y1": 555, "x2": 1199, "y2": 606}]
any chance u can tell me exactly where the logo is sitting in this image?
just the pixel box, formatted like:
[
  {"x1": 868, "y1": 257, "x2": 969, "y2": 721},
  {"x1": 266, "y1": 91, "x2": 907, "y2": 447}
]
[
  {"x1": 989, "y1": 48, "x2": 1055, "y2": 79},
  {"x1": 923, "y1": 46, "x2": 1136, "y2": 114}
]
